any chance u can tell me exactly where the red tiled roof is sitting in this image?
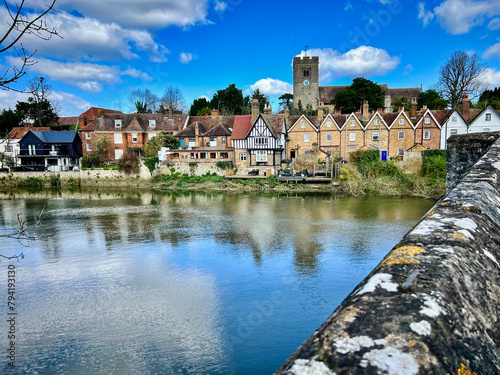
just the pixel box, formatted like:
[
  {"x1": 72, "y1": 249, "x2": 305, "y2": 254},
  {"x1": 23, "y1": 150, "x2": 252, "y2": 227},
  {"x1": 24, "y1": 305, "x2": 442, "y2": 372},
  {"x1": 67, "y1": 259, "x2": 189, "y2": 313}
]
[
  {"x1": 80, "y1": 107, "x2": 122, "y2": 120},
  {"x1": 9, "y1": 126, "x2": 51, "y2": 139},
  {"x1": 56, "y1": 117, "x2": 79, "y2": 125},
  {"x1": 231, "y1": 115, "x2": 253, "y2": 139}
]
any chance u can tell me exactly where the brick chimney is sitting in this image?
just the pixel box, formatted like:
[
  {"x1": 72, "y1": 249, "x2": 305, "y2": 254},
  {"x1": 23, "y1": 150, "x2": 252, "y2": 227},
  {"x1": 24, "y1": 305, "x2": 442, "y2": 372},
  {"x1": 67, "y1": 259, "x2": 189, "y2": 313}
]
[
  {"x1": 423, "y1": 105, "x2": 428, "y2": 110},
  {"x1": 285, "y1": 108, "x2": 290, "y2": 129},
  {"x1": 251, "y1": 99, "x2": 260, "y2": 122},
  {"x1": 194, "y1": 122, "x2": 200, "y2": 141},
  {"x1": 317, "y1": 106, "x2": 324, "y2": 123},
  {"x1": 411, "y1": 97, "x2": 417, "y2": 119},
  {"x1": 462, "y1": 94, "x2": 470, "y2": 118},
  {"x1": 335, "y1": 110, "x2": 341, "y2": 114},
  {"x1": 167, "y1": 108, "x2": 173, "y2": 118},
  {"x1": 264, "y1": 104, "x2": 272, "y2": 115},
  {"x1": 362, "y1": 100, "x2": 369, "y2": 121},
  {"x1": 78, "y1": 115, "x2": 87, "y2": 130},
  {"x1": 377, "y1": 108, "x2": 383, "y2": 113},
  {"x1": 97, "y1": 109, "x2": 103, "y2": 118},
  {"x1": 398, "y1": 107, "x2": 404, "y2": 112},
  {"x1": 211, "y1": 109, "x2": 219, "y2": 117}
]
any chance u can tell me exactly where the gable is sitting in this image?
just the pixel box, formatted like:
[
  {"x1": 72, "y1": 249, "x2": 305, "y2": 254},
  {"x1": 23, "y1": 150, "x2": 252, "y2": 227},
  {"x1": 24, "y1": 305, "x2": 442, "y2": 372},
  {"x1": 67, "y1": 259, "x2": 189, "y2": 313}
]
[
  {"x1": 469, "y1": 106, "x2": 500, "y2": 127},
  {"x1": 365, "y1": 112, "x2": 389, "y2": 130},
  {"x1": 415, "y1": 110, "x2": 442, "y2": 129},
  {"x1": 288, "y1": 115, "x2": 318, "y2": 133},
  {"x1": 319, "y1": 114, "x2": 343, "y2": 131},
  {"x1": 388, "y1": 111, "x2": 415, "y2": 130},
  {"x1": 248, "y1": 115, "x2": 277, "y2": 139},
  {"x1": 344, "y1": 114, "x2": 364, "y2": 131}
]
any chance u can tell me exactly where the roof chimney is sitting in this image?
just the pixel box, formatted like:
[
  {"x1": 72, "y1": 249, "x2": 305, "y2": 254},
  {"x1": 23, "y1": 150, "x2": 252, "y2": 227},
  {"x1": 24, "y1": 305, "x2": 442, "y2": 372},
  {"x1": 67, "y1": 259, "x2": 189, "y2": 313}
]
[
  {"x1": 195, "y1": 122, "x2": 200, "y2": 140},
  {"x1": 398, "y1": 107, "x2": 404, "y2": 113},
  {"x1": 462, "y1": 94, "x2": 470, "y2": 118},
  {"x1": 264, "y1": 103, "x2": 272, "y2": 115},
  {"x1": 167, "y1": 108, "x2": 173, "y2": 118},
  {"x1": 251, "y1": 99, "x2": 260, "y2": 122},
  {"x1": 317, "y1": 106, "x2": 324, "y2": 123},
  {"x1": 335, "y1": 110, "x2": 341, "y2": 115},
  {"x1": 285, "y1": 108, "x2": 290, "y2": 129},
  {"x1": 78, "y1": 115, "x2": 87, "y2": 130},
  {"x1": 377, "y1": 108, "x2": 383, "y2": 113},
  {"x1": 211, "y1": 109, "x2": 219, "y2": 117},
  {"x1": 411, "y1": 97, "x2": 418, "y2": 119},
  {"x1": 362, "y1": 100, "x2": 369, "y2": 121}
]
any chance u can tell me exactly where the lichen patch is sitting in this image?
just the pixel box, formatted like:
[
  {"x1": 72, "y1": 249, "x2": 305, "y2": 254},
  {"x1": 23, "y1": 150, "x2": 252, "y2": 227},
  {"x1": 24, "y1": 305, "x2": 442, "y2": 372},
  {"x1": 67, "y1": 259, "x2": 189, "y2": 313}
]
[
  {"x1": 410, "y1": 320, "x2": 432, "y2": 336},
  {"x1": 484, "y1": 250, "x2": 499, "y2": 268},
  {"x1": 289, "y1": 359, "x2": 336, "y2": 375},
  {"x1": 334, "y1": 335, "x2": 386, "y2": 354},
  {"x1": 420, "y1": 295, "x2": 443, "y2": 318},
  {"x1": 433, "y1": 247, "x2": 455, "y2": 254},
  {"x1": 379, "y1": 245, "x2": 425, "y2": 267},
  {"x1": 412, "y1": 220, "x2": 444, "y2": 235},
  {"x1": 360, "y1": 347, "x2": 419, "y2": 375},
  {"x1": 356, "y1": 273, "x2": 398, "y2": 295}
]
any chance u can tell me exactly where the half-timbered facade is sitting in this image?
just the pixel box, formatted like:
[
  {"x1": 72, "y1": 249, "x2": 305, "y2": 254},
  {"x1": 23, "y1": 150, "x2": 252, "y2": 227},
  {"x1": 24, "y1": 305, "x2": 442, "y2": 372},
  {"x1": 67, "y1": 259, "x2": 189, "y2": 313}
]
[{"x1": 232, "y1": 114, "x2": 284, "y2": 174}]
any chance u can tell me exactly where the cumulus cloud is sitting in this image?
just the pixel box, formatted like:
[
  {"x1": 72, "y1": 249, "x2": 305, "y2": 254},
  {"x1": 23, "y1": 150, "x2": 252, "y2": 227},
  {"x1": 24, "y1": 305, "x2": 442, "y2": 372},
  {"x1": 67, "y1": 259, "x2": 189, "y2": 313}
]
[
  {"x1": 0, "y1": 9, "x2": 169, "y2": 63},
  {"x1": 484, "y1": 68, "x2": 500, "y2": 87},
  {"x1": 484, "y1": 43, "x2": 500, "y2": 59},
  {"x1": 51, "y1": 91, "x2": 92, "y2": 116},
  {"x1": 299, "y1": 46, "x2": 400, "y2": 82},
  {"x1": 0, "y1": 90, "x2": 29, "y2": 111},
  {"x1": 417, "y1": 2, "x2": 434, "y2": 26},
  {"x1": 214, "y1": 1, "x2": 228, "y2": 13},
  {"x1": 427, "y1": 0, "x2": 500, "y2": 34},
  {"x1": 123, "y1": 67, "x2": 153, "y2": 81},
  {"x1": 180, "y1": 52, "x2": 194, "y2": 64},
  {"x1": 250, "y1": 79, "x2": 293, "y2": 97}
]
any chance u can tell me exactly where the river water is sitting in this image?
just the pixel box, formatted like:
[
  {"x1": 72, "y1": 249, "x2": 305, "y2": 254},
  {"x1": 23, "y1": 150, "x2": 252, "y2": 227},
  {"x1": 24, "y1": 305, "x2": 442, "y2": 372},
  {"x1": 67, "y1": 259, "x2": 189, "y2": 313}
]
[{"x1": 0, "y1": 190, "x2": 434, "y2": 375}]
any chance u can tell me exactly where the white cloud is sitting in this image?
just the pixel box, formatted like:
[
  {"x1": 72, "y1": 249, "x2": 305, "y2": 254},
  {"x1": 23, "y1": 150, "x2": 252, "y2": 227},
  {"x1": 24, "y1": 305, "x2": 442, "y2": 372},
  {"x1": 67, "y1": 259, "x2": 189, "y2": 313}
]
[
  {"x1": 484, "y1": 43, "x2": 500, "y2": 59},
  {"x1": 180, "y1": 52, "x2": 194, "y2": 64},
  {"x1": 51, "y1": 91, "x2": 92, "y2": 116},
  {"x1": 432, "y1": 0, "x2": 500, "y2": 35},
  {"x1": 417, "y1": 2, "x2": 434, "y2": 26},
  {"x1": 403, "y1": 64, "x2": 414, "y2": 76},
  {"x1": 299, "y1": 46, "x2": 400, "y2": 82},
  {"x1": 123, "y1": 67, "x2": 153, "y2": 81},
  {"x1": 250, "y1": 79, "x2": 293, "y2": 97},
  {"x1": 488, "y1": 17, "x2": 500, "y2": 30},
  {"x1": 48, "y1": 0, "x2": 212, "y2": 29},
  {"x1": 0, "y1": 9, "x2": 169, "y2": 63},
  {"x1": 214, "y1": 1, "x2": 228, "y2": 13},
  {"x1": 0, "y1": 90, "x2": 29, "y2": 111},
  {"x1": 484, "y1": 68, "x2": 500, "y2": 87}
]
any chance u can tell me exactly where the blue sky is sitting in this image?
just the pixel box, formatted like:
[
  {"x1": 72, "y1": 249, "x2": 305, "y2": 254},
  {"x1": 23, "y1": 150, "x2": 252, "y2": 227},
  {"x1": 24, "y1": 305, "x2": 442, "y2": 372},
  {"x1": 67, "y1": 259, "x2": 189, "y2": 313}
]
[{"x1": 1, "y1": 0, "x2": 500, "y2": 116}]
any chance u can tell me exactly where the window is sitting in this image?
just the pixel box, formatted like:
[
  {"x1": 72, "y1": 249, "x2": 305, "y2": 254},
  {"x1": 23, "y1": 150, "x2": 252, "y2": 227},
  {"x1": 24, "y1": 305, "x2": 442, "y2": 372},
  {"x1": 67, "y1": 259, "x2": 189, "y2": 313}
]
[
  {"x1": 374, "y1": 119, "x2": 380, "y2": 127},
  {"x1": 255, "y1": 137, "x2": 268, "y2": 145},
  {"x1": 132, "y1": 133, "x2": 138, "y2": 143},
  {"x1": 398, "y1": 131, "x2": 405, "y2": 140},
  {"x1": 303, "y1": 68, "x2": 310, "y2": 77},
  {"x1": 114, "y1": 119, "x2": 122, "y2": 128},
  {"x1": 486, "y1": 113, "x2": 491, "y2": 121},
  {"x1": 327, "y1": 121, "x2": 332, "y2": 128},
  {"x1": 349, "y1": 132, "x2": 356, "y2": 142},
  {"x1": 484, "y1": 128, "x2": 490, "y2": 132},
  {"x1": 86, "y1": 143, "x2": 92, "y2": 151},
  {"x1": 452, "y1": 116, "x2": 457, "y2": 123},
  {"x1": 114, "y1": 133, "x2": 122, "y2": 144},
  {"x1": 188, "y1": 137, "x2": 196, "y2": 147},
  {"x1": 450, "y1": 129, "x2": 458, "y2": 135},
  {"x1": 85, "y1": 133, "x2": 91, "y2": 139},
  {"x1": 301, "y1": 88, "x2": 305, "y2": 94},
  {"x1": 115, "y1": 149, "x2": 123, "y2": 159},
  {"x1": 6, "y1": 145, "x2": 12, "y2": 153},
  {"x1": 305, "y1": 97, "x2": 308, "y2": 103},
  {"x1": 209, "y1": 136, "x2": 217, "y2": 146},
  {"x1": 28, "y1": 144, "x2": 36, "y2": 155},
  {"x1": 398, "y1": 148, "x2": 404, "y2": 157},
  {"x1": 210, "y1": 152, "x2": 217, "y2": 159},
  {"x1": 220, "y1": 152, "x2": 228, "y2": 159},
  {"x1": 423, "y1": 130, "x2": 431, "y2": 140},
  {"x1": 399, "y1": 118, "x2": 405, "y2": 125},
  {"x1": 304, "y1": 133, "x2": 310, "y2": 142},
  {"x1": 301, "y1": 121, "x2": 306, "y2": 128},
  {"x1": 222, "y1": 136, "x2": 226, "y2": 143},
  {"x1": 424, "y1": 117, "x2": 431, "y2": 124},
  {"x1": 256, "y1": 150, "x2": 268, "y2": 162},
  {"x1": 240, "y1": 152, "x2": 247, "y2": 161},
  {"x1": 149, "y1": 120, "x2": 156, "y2": 128},
  {"x1": 326, "y1": 133, "x2": 332, "y2": 142},
  {"x1": 372, "y1": 132, "x2": 380, "y2": 141},
  {"x1": 350, "y1": 119, "x2": 355, "y2": 126}
]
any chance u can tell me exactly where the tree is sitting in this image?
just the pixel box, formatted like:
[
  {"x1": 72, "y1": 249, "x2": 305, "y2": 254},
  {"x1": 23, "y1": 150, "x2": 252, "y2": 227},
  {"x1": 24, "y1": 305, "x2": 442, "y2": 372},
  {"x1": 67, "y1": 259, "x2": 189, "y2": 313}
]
[
  {"x1": 279, "y1": 93, "x2": 293, "y2": 110},
  {"x1": 417, "y1": 89, "x2": 449, "y2": 110},
  {"x1": 129, "y1": 88, "x2": 158, "y2": 113},
  {"x1": 160, "y1": 86, "x2": 185, "y2": 113},
  {"x1": 0, "y1": 109, "x2": 24, "y2": 136},
  {"x1": 211, "y1": 83, "x2": 250, "y2": 116},
  {"x1": 332, "y1": 78, "x2": 385, "y2": 114},
  {"x1": 189, "y1": 97, "x2": 211, "y2": 116},
  {"x1": 437, "y1": 51, "x2": 487, "y2": 109},
  {"x1": 251, "y1": 89, "x2": 270, "y2": 113},
  {"x1": 15, "y1": 76, "x2": 58, "y2": 126},
  {"x1": 393, "y1": 96, "x2": 411, "y2": 112},
  {"x1": 197, "y1": 107, "x2": 211, "y2": 116},
  {"x1": 94, "y1": 134, "x2": 112, "y2": 163},
  {"x1": 475, "y1": 87, "x2": 500, "y2": 109},
  {"x1": 144, "y1": 131, "x2": 178, "y2": 158},
  {"x1": 0, "y1": 1, "x2": 60, "y2": 90}
]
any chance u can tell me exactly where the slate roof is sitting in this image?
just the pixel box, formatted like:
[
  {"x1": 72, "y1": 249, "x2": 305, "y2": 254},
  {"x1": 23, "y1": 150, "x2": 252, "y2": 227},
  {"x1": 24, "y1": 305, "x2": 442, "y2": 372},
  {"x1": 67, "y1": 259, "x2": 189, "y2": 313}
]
[
  {"x1": 319, "y1": 84, "x2": 422, "y2": 104},
  {"x1": 96, "y1": 113, "x2": 187, "y2": 132},
  {"x1": 29, "y1": 131, "x2": 79, "y2": 143},
  {"x1": 231, "y1": 116, "x2": 253, "y2": 140},
  {"x1": 9, "y1": 126, "x2": 51, "y2": 139}
]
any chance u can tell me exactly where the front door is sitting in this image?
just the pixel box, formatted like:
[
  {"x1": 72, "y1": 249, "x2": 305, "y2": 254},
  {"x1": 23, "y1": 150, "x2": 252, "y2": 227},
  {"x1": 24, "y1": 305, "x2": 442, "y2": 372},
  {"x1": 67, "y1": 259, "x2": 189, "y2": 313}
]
[{"x1": 381, "y1": 151, "x2": 387, "y2": 161}]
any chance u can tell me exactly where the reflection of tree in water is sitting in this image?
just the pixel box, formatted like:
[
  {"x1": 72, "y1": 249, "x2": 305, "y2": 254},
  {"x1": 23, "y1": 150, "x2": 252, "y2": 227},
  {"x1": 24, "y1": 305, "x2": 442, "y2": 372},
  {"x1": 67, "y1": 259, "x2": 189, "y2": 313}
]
[{"x1": 292, "y1": 235, "x2": 323, "y2": 276}]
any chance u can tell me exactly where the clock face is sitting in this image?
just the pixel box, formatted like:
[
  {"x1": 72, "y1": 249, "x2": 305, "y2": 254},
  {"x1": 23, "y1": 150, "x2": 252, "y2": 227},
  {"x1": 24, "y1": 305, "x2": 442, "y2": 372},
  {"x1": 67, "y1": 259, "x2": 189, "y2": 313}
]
[{"x1": 303, "y1": 80, "x2": 309, "y2": 86}]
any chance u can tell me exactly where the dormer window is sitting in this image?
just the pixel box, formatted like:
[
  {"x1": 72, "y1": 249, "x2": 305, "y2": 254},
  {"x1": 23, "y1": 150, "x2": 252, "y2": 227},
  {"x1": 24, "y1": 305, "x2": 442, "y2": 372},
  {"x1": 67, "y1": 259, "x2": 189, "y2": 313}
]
[
  {"x1": 149, "y1": 120, "x2": 156, "y2": 128},
  {"x1": 115, "y1": 119, "x2": 122, "y2": 128}
]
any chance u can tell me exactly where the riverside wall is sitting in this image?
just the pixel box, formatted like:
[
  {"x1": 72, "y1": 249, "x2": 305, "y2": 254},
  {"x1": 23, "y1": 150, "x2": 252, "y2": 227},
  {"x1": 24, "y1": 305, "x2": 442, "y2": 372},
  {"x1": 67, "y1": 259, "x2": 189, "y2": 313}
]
[{"x1": 275, "y1": 135, "x2": 500, "y2": 374}]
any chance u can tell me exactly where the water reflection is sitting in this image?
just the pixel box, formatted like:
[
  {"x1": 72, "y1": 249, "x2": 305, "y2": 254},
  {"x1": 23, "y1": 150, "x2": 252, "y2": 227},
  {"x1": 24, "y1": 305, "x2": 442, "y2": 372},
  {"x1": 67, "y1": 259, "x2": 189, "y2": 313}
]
[{"x1": 0, "y1": 190, "x2": 434, "y2": 374}]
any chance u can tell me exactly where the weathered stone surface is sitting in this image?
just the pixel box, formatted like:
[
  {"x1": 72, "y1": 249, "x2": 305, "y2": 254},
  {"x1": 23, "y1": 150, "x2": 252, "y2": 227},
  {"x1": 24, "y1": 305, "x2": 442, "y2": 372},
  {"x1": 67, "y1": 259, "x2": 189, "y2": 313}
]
[{"x1": 276, "y1": 137, "x2": 500, "y2": 375}]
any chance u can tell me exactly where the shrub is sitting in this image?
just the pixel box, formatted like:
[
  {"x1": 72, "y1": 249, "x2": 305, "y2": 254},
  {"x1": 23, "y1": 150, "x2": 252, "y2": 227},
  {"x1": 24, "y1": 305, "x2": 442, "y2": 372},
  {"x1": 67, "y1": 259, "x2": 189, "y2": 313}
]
[
  {"x1": 422, "y1": 149, "x2": 447, "y2": 165},
  {"x1": 49, "y1": 174, "x2": 61, "y2": 187},
  {"x1": 117, "y1": 153, "x2": 140, "y2": 175},
  {"x1": 188, "y1": 161, "x2": 198, "y2": 175},
  {"x1": 421, "y1": 154, "x2": 446, "y2": 183},
  {"x1": 81, "y1": 155, "x2": 100, "y2": 168},
  {"x1": 143, "y1": 157, "x2": 159, "y2": 175},
  {"x1": 18, "y1": 177, "x2": 43, "y2": 190},
  {"x1": 216, "y1": 161, "x2": 233, "y2": 170}
]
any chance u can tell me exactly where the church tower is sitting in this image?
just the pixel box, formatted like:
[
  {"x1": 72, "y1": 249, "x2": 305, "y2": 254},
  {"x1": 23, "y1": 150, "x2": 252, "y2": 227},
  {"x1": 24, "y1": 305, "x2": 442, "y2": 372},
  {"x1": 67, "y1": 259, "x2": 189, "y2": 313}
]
[{"x1": 293, "y1": 55, "x2": 320, "y2": 111}]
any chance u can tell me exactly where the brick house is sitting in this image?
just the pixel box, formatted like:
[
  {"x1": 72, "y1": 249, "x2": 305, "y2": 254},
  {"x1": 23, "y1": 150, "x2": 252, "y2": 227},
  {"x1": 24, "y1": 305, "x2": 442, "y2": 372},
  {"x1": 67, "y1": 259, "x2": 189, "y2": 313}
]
[
  {"x1": 414, "y1": 108, "x2": 442, "y2": 150},
  {"x1": 388, "y1": 109, "x2": 416, "y2": 158},
  {"x1": 286, "y1": 115, "x2": 319, "y2": 159},
  {"x1": 318, "y1": 113, "x2": 345, "y2": 158}
]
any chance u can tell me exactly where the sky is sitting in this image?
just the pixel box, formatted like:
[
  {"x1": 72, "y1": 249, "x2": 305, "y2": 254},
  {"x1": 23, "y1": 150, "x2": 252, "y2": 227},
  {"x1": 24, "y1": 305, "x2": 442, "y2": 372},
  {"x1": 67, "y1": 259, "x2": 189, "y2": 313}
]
[{"x1": 1, "y1": 0, "x2": 500, "y2": 116}]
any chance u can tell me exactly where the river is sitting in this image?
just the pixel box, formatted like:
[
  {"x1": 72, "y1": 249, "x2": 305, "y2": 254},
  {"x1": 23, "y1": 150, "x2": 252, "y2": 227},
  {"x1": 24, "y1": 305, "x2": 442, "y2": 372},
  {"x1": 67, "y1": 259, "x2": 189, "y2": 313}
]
[{"x1": 0, "y1": 190, "x2": 434, "y2": 374}]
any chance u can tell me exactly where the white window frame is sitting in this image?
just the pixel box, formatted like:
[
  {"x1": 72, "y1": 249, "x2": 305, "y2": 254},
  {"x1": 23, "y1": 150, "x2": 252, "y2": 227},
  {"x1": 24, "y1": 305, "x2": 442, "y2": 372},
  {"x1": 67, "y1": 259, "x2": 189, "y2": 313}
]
[
  {"x1": 485, "y1": 113, "x2": 491, "y2": 121},
  {"x1": 397, "y1": 148, "x2": 404, "y2": 157},
  {"x1": 304, "y1": 133, "x2": 310, "y2": 142},
  {"x1": 255, "y1": 137, "x2": 268, "y2": 146},
  {"x1": 132, "y1": 133, "x2": 138, "y2": 143},
  {"x1": 374, "y1": 119, "x2": 380, "y2": 127},
  {"x1": 115, "y1": 149, "x2": 124, "y2": 160},
  {"x1": 85, "y1": 133, "x2": 91, "y2": 139},
  {"x1": 399, "y1": 118, "x2": 405, "y2": 125},
  {"x1": 326, "y1": 133, "x2": 332, "y2": 142},
  {"x1": 450, "y1": 129, "x2": 458, "y2": 135},
  {"x1": 301, "y1": 121, "x2": 306, "y2": 128},
  {"x1": 372, "y1": 132, "x2": 380, "y2": 141},
  {"x1": 424, "y1": 117, "x2": 431, "y2": 124},
  {"x1": 349, "y1": 132, "x2": 356, "y2": 142},
  {"x1": 451, "y1": 116, "x2": 457, "y2": 123},
  {"x1": 350, "y1": 119, "x2": 355, "y2": 126},
  {"x1": 327, "y1": 121, "x2": 332, "y2": 128},
  {"x1": 398, "y1": 131, "x2": 405, "y2": 140},
  {"x1": 114, "y1": 119, "x2": 122, "y2": 128},
  {"x1": 188, "y1": 137, "x2": 196, "y2": 147},
  {"x1": 149, "y1": 120, "x2": 156, "y2": 128},
  {"x1": 256, "y1": 150, "x2": 268, "y2": 162},
  {"x1": 86, "y1": 143, "x2": 92, "y2": 151},
  {"x1": 423, "y1": 130, "x2": 431, "y2": 140},
  {"x1": 114, "y1": 133, "x2": 123, "y2": 144},
  {"x1": 240, "y1": 152, "x2": 247, "y2": 161}
]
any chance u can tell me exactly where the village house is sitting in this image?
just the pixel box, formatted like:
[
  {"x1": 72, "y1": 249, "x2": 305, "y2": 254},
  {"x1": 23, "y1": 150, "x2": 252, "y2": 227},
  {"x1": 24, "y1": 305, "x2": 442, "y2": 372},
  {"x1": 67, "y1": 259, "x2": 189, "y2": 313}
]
[
  {"x1": 318, "y1": 112, "x2": 346, "y2": 159},
  {"x1": 413, "y1": 108, "x2": 443, "y2": 150},
  {"x1": 286, "y1": 114, "x2": 319, "y2": 160},
  {"x1": 0, "y1": 125, "x2": 51, "y2": 168}
]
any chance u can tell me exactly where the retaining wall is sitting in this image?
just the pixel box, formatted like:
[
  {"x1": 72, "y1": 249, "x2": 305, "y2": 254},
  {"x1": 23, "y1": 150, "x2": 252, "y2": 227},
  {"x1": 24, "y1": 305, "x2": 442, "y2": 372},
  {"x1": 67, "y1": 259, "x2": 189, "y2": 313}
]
[{"x1": 276, "y1": 136, "x2": 500, "y2": 374}]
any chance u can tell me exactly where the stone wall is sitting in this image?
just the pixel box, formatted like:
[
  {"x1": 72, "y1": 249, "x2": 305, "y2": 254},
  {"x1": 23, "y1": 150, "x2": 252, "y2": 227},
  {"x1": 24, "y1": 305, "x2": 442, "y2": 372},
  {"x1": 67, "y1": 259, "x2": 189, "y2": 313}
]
[
  {"x1": 158, "y1": 162, "x2": 227, "y2": 176},
  {"x1": 275, "y1": 137, "x2": 500, "y2": 374},
  {"x1": 446, "y1": 131, "x2": 500, "y2": 190}
]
